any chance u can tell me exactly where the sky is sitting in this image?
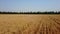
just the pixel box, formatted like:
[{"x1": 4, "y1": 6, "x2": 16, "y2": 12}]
[{"x1": 0, "y1": 0, "x2": 60, "y2": 12}]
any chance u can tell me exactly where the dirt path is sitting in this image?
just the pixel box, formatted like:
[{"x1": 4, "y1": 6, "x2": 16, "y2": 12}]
[{"x1": 0, "y1": 14, "x2": 60, "y2": 34}]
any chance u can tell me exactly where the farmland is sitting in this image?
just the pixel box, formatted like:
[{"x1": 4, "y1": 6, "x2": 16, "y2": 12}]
[{"x1": 0, "y1": 14, "x2": 60, "y2": 34}]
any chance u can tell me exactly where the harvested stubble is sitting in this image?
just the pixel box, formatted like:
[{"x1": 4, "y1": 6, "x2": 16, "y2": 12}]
[{"x1": 0, "y1": 14, "x2": 60, "y2": 34}]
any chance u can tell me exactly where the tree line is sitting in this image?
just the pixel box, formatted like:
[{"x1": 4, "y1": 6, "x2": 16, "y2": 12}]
[{"x1": 0, "y1": 11, "x2": 60, "y2": 14}]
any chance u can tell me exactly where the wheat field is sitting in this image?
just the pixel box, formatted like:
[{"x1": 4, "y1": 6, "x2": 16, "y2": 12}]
[{"x1": 0, "y1": 14, "x2": 60, "y2": 34}]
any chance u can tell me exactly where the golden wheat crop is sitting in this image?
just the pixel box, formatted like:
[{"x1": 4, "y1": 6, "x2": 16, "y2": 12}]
[{"x1": 0, "y1": 14, "x2": 60, "y2": 34}]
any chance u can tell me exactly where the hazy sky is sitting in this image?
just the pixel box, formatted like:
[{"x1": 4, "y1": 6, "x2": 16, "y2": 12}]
[{"x1": 0, "y1": 0, "x2": 60, "y2": 12}]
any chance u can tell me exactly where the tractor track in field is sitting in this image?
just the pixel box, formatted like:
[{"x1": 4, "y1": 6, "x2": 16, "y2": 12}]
[
  {"x1": 48, "y1": 16, "x2": 60, "y2": 32},
  {"x1": 47, "y1": 16, "x2": 60, "y2": 34}
]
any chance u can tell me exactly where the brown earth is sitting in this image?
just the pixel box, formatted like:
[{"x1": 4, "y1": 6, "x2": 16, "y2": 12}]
[{"x1": 0, "y1": 14, "x2": 60, "y2": 34}]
